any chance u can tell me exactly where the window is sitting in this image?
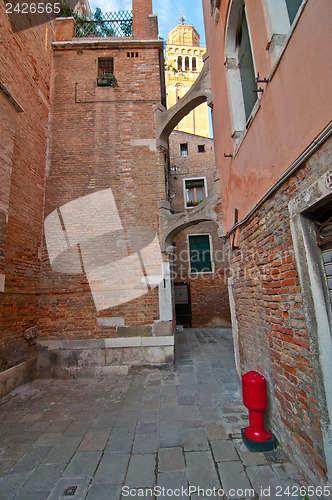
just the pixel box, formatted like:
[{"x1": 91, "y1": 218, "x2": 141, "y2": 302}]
[
  {"x1": 192, "y1": 57, "x2": 197, "y2": 71},
  {"x1": 285, "y1": 0, "x2": 303, "y2": 25},
  {"x1": 313, "y1": 203, "x2": 332, "y2": 304},
  {"x1": 198, "y1": 145, "x2": 205, "y2": 153},
  {"x1": 177, "y1": 56, "x2": 183, "y2": 71},
  {"x1": 189, "y1": 235, "x2": 212, "y2": 273},
  {"x1": 237, "y1": 8, "x2": 257, "y2": 121},
  {"x1": 180, "y1": 143, "x2": 188, "y2": 156},
  {"x1": 184, "y1": 177, "x2": 207, "y2": 208},
  {"x1": 225, "y1": 0, "x2": 258, "y2": 138},
  {"x1": 185, "y1": 56, "x2": 190, "y2": 71},
  {"x1": 262, "y1": 0, "x2": 305, "y2": 62},
  {"x1": 97, "y1": 58, "x2": 116, "y2": 86}
]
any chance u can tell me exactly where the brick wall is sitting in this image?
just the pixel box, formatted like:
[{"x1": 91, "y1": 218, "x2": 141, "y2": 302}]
[
  {"x1": 39, "y1": 39, "x2": 166, "y2": 339},
  {"x1": 169, "y1": 131, "x2": 231, "y2": 327},
  {"x1": 0, "y1": 6, "x2": 55, "y2": 371},
  {"x1": 228, "y1": 138, "x2": 331, "y2": 482}
]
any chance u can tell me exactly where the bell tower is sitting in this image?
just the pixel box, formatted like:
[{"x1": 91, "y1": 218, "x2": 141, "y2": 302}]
[{"x1": 165, "y1": 23, "x2": 210, "y2": 137}]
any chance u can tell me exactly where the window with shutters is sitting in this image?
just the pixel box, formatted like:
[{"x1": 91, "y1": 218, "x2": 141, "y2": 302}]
[
  {"x1": 188, "y1": 234, "x2": 213, "y2": 273},
  {"x1": 184, "y1": 177, "x2": 207, "y2": 208},
  {"x1": 225, "y1": 0, "x2": 258, "y2": 140},
  {"x1": 313, "y1": 203, "x2": 332, "y2": 305},
  {"x1": 285, "y1": 0, "x2": 303, "y2": 25},
  {"x1": 236, "y1": 7, "x2": 257, "y2": 121}
]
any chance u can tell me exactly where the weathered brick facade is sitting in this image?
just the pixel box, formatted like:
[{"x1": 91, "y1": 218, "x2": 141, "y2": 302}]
[
  {"x1": 169, "y1": 131, "x2": 230, "y2": 327},
  {"x1": 202, "y1": 0, "x2": 332, "y2": 484},
  {"x1": 227, "y1": 138, "x2": 331, "y2": 482},
  {"x1": 36, "y1": 3, "x2": 173, "y2": 375},
  {"x1": 0, "y1": 4, "x2": 55, "y2": 373}
]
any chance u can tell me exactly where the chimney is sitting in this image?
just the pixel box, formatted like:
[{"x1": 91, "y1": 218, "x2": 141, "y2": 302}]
[{"x1": 132, "y1": 0, "x2": 158, "y2": 39}]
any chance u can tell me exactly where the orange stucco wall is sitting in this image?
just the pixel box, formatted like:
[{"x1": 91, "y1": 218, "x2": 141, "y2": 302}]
[{"x1": 203, "y1": 0, "x2": 332, "y2": 232}]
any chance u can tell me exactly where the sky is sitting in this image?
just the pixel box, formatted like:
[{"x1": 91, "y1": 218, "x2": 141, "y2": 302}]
[{"x1": 89, "y1": 0, "x2": 206, "y2": 46}]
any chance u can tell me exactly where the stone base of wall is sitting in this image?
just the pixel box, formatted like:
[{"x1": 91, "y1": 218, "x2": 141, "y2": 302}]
[
  {"x1": 0, "y1": 359, "x2": 36, "y2": 398},
  {"x1": 36, "y1": 337, "x2": 174, "y2": 378}
]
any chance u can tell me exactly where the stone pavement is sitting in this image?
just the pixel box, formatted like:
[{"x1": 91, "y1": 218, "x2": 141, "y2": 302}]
[{"x1": 0, "y1": 328, "x2": 324, "y2": 500}]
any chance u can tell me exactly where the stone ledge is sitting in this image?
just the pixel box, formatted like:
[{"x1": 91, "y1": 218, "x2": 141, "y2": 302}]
[
  {"x1": 37, "y1": 336, "x2": 174, "y2": 351},
  {"x1": 0, "y1": 359, "x2": 36, "y2": 398}
]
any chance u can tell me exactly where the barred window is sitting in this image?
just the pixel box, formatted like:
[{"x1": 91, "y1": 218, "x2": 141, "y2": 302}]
[{"x1": 98, "y1": 58, "x2": 114, "y2": 78}]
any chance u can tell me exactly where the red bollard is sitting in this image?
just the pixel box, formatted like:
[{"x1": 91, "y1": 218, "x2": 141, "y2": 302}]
[{"x1": 241, "y1": 371, "x2": 276, "y2": 452}]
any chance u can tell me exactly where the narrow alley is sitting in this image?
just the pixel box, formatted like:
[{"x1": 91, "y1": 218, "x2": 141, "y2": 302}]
[{"x1": 0, "y1": 329, "x2": 316, "y2": 499}]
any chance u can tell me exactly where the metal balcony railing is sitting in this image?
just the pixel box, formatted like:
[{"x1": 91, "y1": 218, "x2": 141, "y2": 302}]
[{"x1": 75, "y1": 9, "x2": 133, "y2": 38}]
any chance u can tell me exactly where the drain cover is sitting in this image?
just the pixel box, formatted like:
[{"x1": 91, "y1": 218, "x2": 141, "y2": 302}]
[{"x1": 62, "y1": 486, "x2": 78, "y2": 497}]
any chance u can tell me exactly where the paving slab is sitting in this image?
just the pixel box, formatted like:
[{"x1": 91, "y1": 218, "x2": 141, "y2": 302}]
[
  {"x1": 125, "y1": 453, "x2": 156, "y2": 487},
  {"x1": 0, "y1": 329, "x2": 314, "y2": 499},
  {"x1": 159, "y1": 420, "x2": 183, "y2": 447},
  {"x1": 62, "y1": 450, "x2": 102, "y2": 478},
  {"x1": 47, "y1": 476, "x2": 91, "y2": 500},
  {"x1": 158, "y1": 447, "x2": 186, "y2": 472},
  {"x1": 210, "y1": 439, "x2": 239, "y2": 462},
  {"x1": 85, "y1": 482, "x2": 122, "y2": 500},
  {"x1": 105, "y1": 427, "x2": 135, "y2": 453},
  {"x1": 78, "y1": 431, "x2": 111, "y2": 452},
  {"x1": 93, "y1": 452, "x2": 130, "y2": 484},
  {"x1": 185, "y1": 451, "x2": 220, "y2": 490},
  {"x1": 183, "y1": 428, "x2": 209, "y2": 451},
  {"x1": 157, "y1": 471, "x2": 188, "y2": 499},
  {"x1": 218, "y1": 461, "x2": 255, "y2": 499}
]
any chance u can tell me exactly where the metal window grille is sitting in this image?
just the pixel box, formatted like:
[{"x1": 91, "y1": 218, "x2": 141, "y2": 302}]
[
  {"x1": 98, "y1": 59, "x2": 114, "y2": 78},
  {"x1": 313, "y1": 202, "x2": 332, "y2": 304},
  {"x1": 75, "y1": 10, "x2": 133, "y2": 38},
  {"x1": 314, "y1": 204, "x2": 332, "y2": 247}
]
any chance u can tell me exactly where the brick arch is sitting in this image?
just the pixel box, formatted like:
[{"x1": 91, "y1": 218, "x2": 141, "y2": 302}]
[{"x1": 155, "y1": 55, "x2": 212, "y2": 150}]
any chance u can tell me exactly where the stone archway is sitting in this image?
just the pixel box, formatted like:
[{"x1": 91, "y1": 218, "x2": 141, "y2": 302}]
[{"x1": 155, "y1": 54, "x2": 213, "y2": 150}]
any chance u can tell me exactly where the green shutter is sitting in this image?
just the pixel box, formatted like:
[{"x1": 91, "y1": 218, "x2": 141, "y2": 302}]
[
  {"x1": 189, "y1": 235, "x2": 212, "y2": 273},
  {"x1": 238, "y1": 10, "x2": 257, "y2": 121},
  {"x1": 285, "y1": 0, "x2": 303, "y2": 25}
]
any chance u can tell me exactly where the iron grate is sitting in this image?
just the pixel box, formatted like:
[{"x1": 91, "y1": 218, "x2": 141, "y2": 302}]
[{"x1": 75, "y1": 9, "x2": 133, "y2": 38}]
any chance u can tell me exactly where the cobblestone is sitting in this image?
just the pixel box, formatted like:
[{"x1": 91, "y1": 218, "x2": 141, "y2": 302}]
[{"x1": 0, "y1": 328, "x2": 314, "y2": 499}]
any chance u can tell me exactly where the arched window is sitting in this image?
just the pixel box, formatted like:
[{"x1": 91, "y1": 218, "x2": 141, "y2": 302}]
[
  {"x1": 262, "y1": 0, "x2": 305, "y2": 62},
  {"x1": 225, "y1": 1, "x2": 257, "y2": 136},
  {"x1": 192, "y1": 57, "x2": 197, "y2": 71},
  {"x1": 236, "y1": 7, "x2": 257, "y2": 121},
  {"x1": 177, "y1": 56, "x2": 183, "y2": 71},
  {"x1": 185, "y1": 56, "x2": 190, "y2": 71},
  {"x1": 176, "y1": 83, "x2": 183, "y2": 101},
  {"x1": 285, "y1": 0, "x2": 303, "y2": 25}
]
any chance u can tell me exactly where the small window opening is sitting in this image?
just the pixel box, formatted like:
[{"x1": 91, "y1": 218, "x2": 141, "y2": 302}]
[
  {"x1": 177, "y1": 56, "x2": 183, "y2": 71},
  {"x1": 185, "y1": 56, "x2": 190, "y2": 71},
  {"x1": 192, "y1": 57, "x2": 197, "y2": 71},
  {"x1": 185, "y1": 178, "x2": 206, "y2": 207},
  {"x1": 198, "y1": 145, "x2": 205, "y2": 153},
  {"x1": 97, "y1": 58, "x2": 116, "y2": 87},
  {"x1": 180, "y1": 143, "x2": 188, "y2": 156}
]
